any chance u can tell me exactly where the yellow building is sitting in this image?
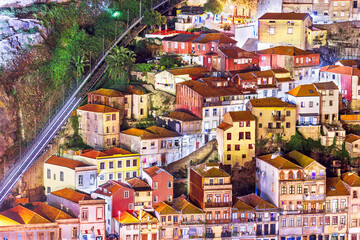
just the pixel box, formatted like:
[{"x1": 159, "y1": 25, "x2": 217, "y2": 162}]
[
  {"x1": 44, "y1": 155, "x2": 97, "y2": 194},
  {"x1": 216, "y1": 111, "x2": 256, "y2": 169},
  {"x1": 79, "y1": 147, "x2": 140, "y2": 186},
  {"x1": 154, "y1": 202, "x2": 181, "y2": 239},
  {"x1": 258, "y1": 12, "x2": 313, "y2": 50},
  {"x1": 306, "y1": 26, "x2": 327, "y2": 50},
  {"x1": 331, "y1": 0, "x2": 352, "y2": 22},
  {"x1": 246, "y1": 97, "x2": 297, "y2": 141},
  {"x1": 77, "y1": 104, "x2": 121, "y2": 150},
  {"x1": 127, "y1": 177, "x2": 153, "y2": 211}
]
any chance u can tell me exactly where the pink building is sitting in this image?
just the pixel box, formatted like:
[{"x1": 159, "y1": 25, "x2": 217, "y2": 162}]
[{"x1": 142, "y1": 166, "x2": 174, "y2": 204}]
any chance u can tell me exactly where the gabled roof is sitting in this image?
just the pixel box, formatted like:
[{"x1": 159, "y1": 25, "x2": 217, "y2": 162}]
[
  {"x1": 314, "y1": 81, "x2": 338, "y2": 90},
  {"x1": 342, "y1": 172, "x2": 360, "y2": 187},
  {"x1": 165, "y1": 111, "x2": 202, "y2": 122},
  {"x1": 179, "y1": 80, "x2": 243, "y2": 98},
  {"x1": 345, "y1": 133, "x2": 360, "y2": 143},
  {"x1": 33, "y1": 203, "x2": 73, "y2": 222},
  {"x1": 77, "y1": 104, "x2": 120, "y2": 113},
  {"x1": 320, "y1": 65, "x2": 360, "y2": 76},
  {"x1": 162, "y1": 33, "x2": 199, "y2": 42},
  {"x1": 285, "y1": 150, "x2": 322, "y2": 169},
  {"x1": 0, "y1": 214, "x2": 21, "y2": 226},
  {"x1": 121, "y1": 126, "x2": 181, "y2": 139},
  {"x1": 126, "y1": 85, "x2": 148, "y2": 95},
  {"x1": 139, "y1": 211, "x2": 159, "y2": 223},
  {"x1": 326, "y1": 177, "x2": 350, "y2": 197},
  {"x1": 192, "y1": 33, "x2": 237, "y2": 44},
  {"x1": 143, "y1": 166, "x2": 173, "y2": 178},
  {"x1": 115, "y1": 211, "x2": 140, "y2": 224},
  {"x1": 257, "y1": 153, "x2": 302, "y2": 170},
  {"x1": 45, "y1": 155, "x2": 89, "y2": 170},
  {"x1": 271, "y1": 68, "x2": 290, "y2": 74},
  {"x1": 248, "y1": 97, "x2": 296, "y2": 108},
  {"x1": 95, "y1": 180, "x2": 132, "y2": 196},
  {"x1": 217, "y1": 122, "x2": 232, "y2": 131},
  {"x1": 336, "y1": 59, "x2": 358, "y2": 67},
  {"x1": 228, "y1": 111, "x2": 256, "y2": 122},
  {"x1": 259, "y1": 12, "x2": 309, "y2": 20},
  {"x1": 239, "y1": 194, "x2": 277, "y2": 210},
  {"x1": 192, "y1": 163, "x2": 230, "y2": 178},
  {"x1": 218, "y1": 46, "x2": 258, "y2": 59},
  {"x1": 287, "y1": 84, "x2": 320, "y2": 97},
  {"x1": 257, "y1": 46, "x2": 314, "y2": 56},
  {"x1": 102, "y1": 147, "x2": 134, "y2": 156},
  {"x1": 81, "y1": 150, "x2": 107, "y2": 159},
  {"x1": 0, "y1": 205, "x2": 51, "y2": 224},
  {"x1": 173, "y1": 198, "x2": 204, "y2": 214},
  {"x1": 233, "y1": 197, "x2": 255, "y2": 211},
  {"x1": 88, "y1": 88, "x2": 123, "y2": 97},
  {"x1": 81, "y1": 147, "x2": 135, "y2": 159},
  {"x1": 167, "y1": 67, "x2": 209, "y2": 76},
  {"x1": 51, "y1": 188, "x2": 92, "y2": 203},
  {"x1": 126, "y1": 178, "x2": 152, "y2": 191},
  {"x1": 154, "y1": 202, "x2": 179, "y2": 215}
]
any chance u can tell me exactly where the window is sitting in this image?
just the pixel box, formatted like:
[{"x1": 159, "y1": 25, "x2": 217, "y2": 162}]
[
  {"x1": 235, "y1": 145, "x2": 240, "y2": 150},
  {"x1": 227, "y1": 154, "x2": 231, "y2": 161},
  {"x1": 117, "y1": 160, "x2": 123, "y2": 168},
  {"x1": 227, "y1": 144, "x2": 231, "y2": 151},
  {"x1": 72, "y1": 227, "x2": 78, "y2": 238},
  {"x1": 297, "y1": 217, "x2": 302, "y2": 226},
  {"x1": 132, "y1": 171, "x2": 137, "y2": 177},
  {"x1": 287, "y1": 27, "x2": 293, "y2": 34},
  {"x1": 99, "y1": 174, "x2": 105, "y2": 181},
  {"x1": 311, "y1": 217, "x2": 316, "y2": 226},
  {"x1": 126, "y1": 160, "x2": 131, "y2": 167},
  {"x1": 108, "y1": 173, "x2": 114, "y2": 180},
  {"x1": 281, "y1": 185, "x2": 287, "y2": 194},
  {"x1": 117, "y1": 172, "x2": 122, "y2": 181},
  {"x1": 261, "y1": 56, "x2": 266, "y2": 61},
  {"x1": 124, "y1": 191, "x2": 129, "y2": 198},
  {"x1": 78, "y1": 175, "x2": 83, "y2": 186},
  {"x1": 269, "y1": 27, "x2": 275, "y2": 35},
  {"x1": 245, "y1": 132, "x2": 251, "y2": 139},
  {"x1": 242, "y1": 154, "x2": 247, "y2": 159},
  {"x1": 133, "y1": 159, "x2": 138, "y2": 167},
  {"x1": 106, "y1": 114, "x2": 111, "y2": 121},
  {"x1": 259, "y1": 123, "x2": 262, "y2": 128},
  {"x1": 340, "y1": 216, "x2": 346, "y2": 224},
  {"x1": 213, "y1": 109, "x2": 217, "y2": 116},
  {"x1": 355, "y1": 191, "x2": 358, "y2": 198},
  {"x1": 126, "y1": 172, "x2": 131, "y2": 178},
  {"x1": 297, "y1": 185, "x2": 302, "y2": 194},
  {"x1": 286, "y1": 122, "x2": 290, "y2": 128},
  {"x1": 239, "y1": 132, "x2": 244, "y2": 139},
  {"x1": 333, "y1": 216, "x2": 338, "y2": 225},
  {"x1": 341, "y1": 1, "x2": 345, "y2": 6},
  {"x1": 227, "y1": 133, "x2": 231, "y2": 140},
  {"x1": 109, "y1": 161, "x2": 114, "y2": 169},
  {"x1": 82, "y1": 208, "x2": 88, "y2": 220},
  {"x1": 168, "y1": 181, "x2": 173, "y2": 188},
  {"x1": 281, "y1": 218, "x2": 286, "y2": 227},
  {"x1": 100, "y1": 162, "x2": 105, "y2": 170},
  {"x1": 47, "y1": 169, "x2": 51, "y2": 179},
  {"x1": 309, "y1": 101, "x2": 313, "y2": 107},
  {"x1": 60, "y1": 171, "x2": 64, "y2": 181},
  {"x1": 289, "y1": 185, "x2": 295, "y2": 194},
  {"x1": 325, "y1": 216, "x2": 330, "y2": 225},
  {"x1": 303, "y1": 217, "x2": 308, "y2": 226},
  {"x1": 289, "y1": 218, "x2": 294, "y2": 227},
  {"x1": 181, "y1": 42, "x2": 185, "y2": 49}
]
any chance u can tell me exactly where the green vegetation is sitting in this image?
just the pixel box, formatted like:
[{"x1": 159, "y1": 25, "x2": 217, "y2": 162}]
[
  {"x1": 204, "y1": 0, "x2": 224, "y2": 14},
  {"x1": 142, "y1": 10, "x2": 167, "y2": 31},
  {"x1": 106, "y1": 46, "x2": 136, "y2": 85},
  {"x1": 134, "y1": 63, "x2": 156, "y2": 72}
]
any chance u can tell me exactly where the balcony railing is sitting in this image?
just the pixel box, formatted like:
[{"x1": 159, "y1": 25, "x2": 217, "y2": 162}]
[
  {"x1": 273, "y1": 115, "x2": 286, "y2": 122},
  {"x1": 205, "y1": 202, "x2": 232, "y2": 208},
  {"x1": 326, "y1": 208, "x2": 348, "y2": 213},
  {"x1": 232, "y1": 218, "x2": 255, "y2": 223},
  {"x1": 205, "y1": 219, "x2": 231, "y2": 224},
  {"x1": 302, "y1": 209, "x2": 325, "y2": 214},
  {"x1": 221, "y1": 232, "x2": 232, "y2": 238},
  {"x1": 205, "y1": 233, "x2": 215, "y2": 238}
]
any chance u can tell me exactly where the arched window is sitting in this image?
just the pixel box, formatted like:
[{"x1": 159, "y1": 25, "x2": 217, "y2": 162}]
[
  {"x1": 288, "y1": 171, "x2": 294, "y2": 179},
  {"x1": 280, "y1": 171, "x2": 285, "y2": 180},
  {"x1": 297, "y1": 171, "x2": 302, "y2": 179}
]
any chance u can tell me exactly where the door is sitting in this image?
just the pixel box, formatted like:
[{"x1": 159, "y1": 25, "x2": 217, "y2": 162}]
[
  {"x1": 152, "y1": 233, "x2": 157, "y2": 240},
  {"x1": 161, "y1": 154, "x2": 166, "y2": 165},
  {"x1": 310, "y1": 235, "x2": 317, "y2": 240},
  {"x1": 142, "y1": 234, "x2": 147, "y2": 240}
]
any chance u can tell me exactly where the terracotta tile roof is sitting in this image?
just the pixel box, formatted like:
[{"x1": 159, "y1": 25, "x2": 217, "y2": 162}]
[
  {"x1": 50, "y1": 188, "x2": 92, "y2": 203},
  {"x1": 259, "y1": 12, "x2": 309, "y2": 20},
  {"x1": 200, "y1": 77, "x2": 232, "y2": 87},
  {"x1": 139, "y1": 211, "x2": 159, "y2": 223},
  {"x1": 345, "y1": 134, "x2": 360, "y2": 143},
  {"x1": 192, "y1": 163, "x2": 230, "y2": 178},
  {"x1": 314, "y1": 81, "x2": 338, "y2": 90},
  {"x1": 285, "y1": 150, "x2": 319, "y2": 168},
  {"x1": 239, "y1": 194, "x2": 277, "y2": 210},
  {"x1": 121, "y1": 126, "x2": 181, "y2": 139},
  {"x1": 102, "y1": 147, "x2": 134, "y2": 156},
  {"x1": 218, "y1": 47, "x2": 258, "y2": 59},
  {"x1": 81, "y1": 150, "x2": 107, "y2": 159},
  {"x1": 88, "y1": 88, "x2": 123, "y2": 97},
  {"x1": 233, "y1": 197, "x2": 255, "y2": 211},
  {"x1": 162, "y1": 33, "x2": 199, "y2": 42},
  {"x1": 326, "y1": 177, "x2": 350, "y2": 196},
  {"x1": 154, "y1": 202, "x2": 179, "y2": 215},
  {"x1": 126, "y1": 85, "x2": 147, "y2": 95},
  {"x1": 276, "y1": 77, "x2": 293, "y2": 83},
  {"x1": 179, "y1": 80, "x2": 243, "y2": 98},
  {"x1": 33, "y1": 203, "x2": 73, "y2": 222},
  {"x1": 320, "y1": 65, "x2": 360, "y2": 76},
  {"x1": 0, "y1": 205, "x2": 51, "y2": 224},
  {"x1": 341, "y1": 114, "x2": 360, "y2": 121},
  {"x1": 165, "y1": 111, "x2": 202, "y2": 121},
  {"x1": 228, "y1": 111, "x2": 255, "y2": 122},
  {"x1": 77, "y1": 104, "x2": 120, "y2": 113},
  {"x1": 252, "y1": 70, "x2": 275, "y2": 78},
  {"x1": 192, "y1": 33, "x2": 237, "y2": 44},
  {"x1": 308, "y1": 26, "x2": 324, "y2": 31},
  {"x1": 45, "y1": 155, "x2": 89, "y2": 170},
  {"x1": 248, "y1": 97, "x2": 296, "y2": 108},
  {"x1": 114, "y1": 211, "x2": 140, "y2": 224},
  {"x1": 287, "y1": 84, "x2": 319, "y2": 97},
  {"x1": 95, "y1": 180, "x2": 132, "y2": 196},
  {"x1": 237, "y1": 72, "x2": 256, "y2": 81},
  {"x1": 173, "y1": 198, "x2": 204, "y2": 214},
  {"x1": 126, "y1": 177, "x2": 151, "y2": 191},
  {"x1": 168, "y1": 67, "x2": 209, "y2": 76},
  {"x1": 342, "y1": 172, "x2": 360, "y2": 187},
  {"x1": 257, "y1": 153, "x2": 302, "y2": 170},
  {"x1": 0, "y1": 214, "x2": 21, "y2": 226},
  {"x1": 217, "y1": 122, "x2": 232, "y2": 131},
  {"x1": 271, "y1": 68, "x2": 290, "y2": 74},
  {"x1": 143, "y1": 166, "x2": 173, "y2": 178},
  {"x1": 337, "y1": 59, "x2": 358, "y2": 66},
  {"x1": 257, "y1": 46, "x2": 314, "y2": 56}
]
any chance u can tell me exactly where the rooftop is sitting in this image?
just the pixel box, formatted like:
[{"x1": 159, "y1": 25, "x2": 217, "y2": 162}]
[
  {"x1": 239, "y1": 194, "x2": 277, "y2": 210},
  {"x1": 121, "y1": 126, "x2": 181, "y2": 139},
  {"x1": 95, "y1": 180, "x2": 132, "y2": 196},
  {"x1": 126, "y1": 177, "x2": 152, "y2": 191},
  {"x1": 179, "y1": 80, "x2": 243, "y2": 98},
  {"x1": 287, "y1": 84, "x2": 320, "y2": 97},
  {"x1": 0, "y1": 205, "x2": 51, "y2": 225},
  {"x1": 33, "y1": 203, "x2": 73, "y2": 222},
  {"x1": 192, "y1": 163, "x2": 230, "y2": 178},
  {"x1": 173, "y1": 197, "x2": 204, "y2": 214},
  {"x1": 162, "y1": 33, "x2": 199, "y2": 42},
  {"x1": 248, "y1": 97, "x2": 296, "y2": 108},
  {"x1": 257, "y1": 46, "x2": 314, "y2": 56},
  {"x1": 143, "y1": 166, "x2": 173, "y2": 178},
  {"x1": 154, "y1": 202, "x2": 178, "y2": 215},
  {"x1": 341, "y1": 114, "x2": 360, "y2": 121},
  {"x1": 77, "y1": 104, "x2": 120, "y2": 113},
  {"x1": 81, "y1": 147, "x2": 135, "y2": 159},
  {"x1": 342, "y1": 172, "x2": 360, "y2": 187},
  {"x1": 345, "y1": 134, "x2": 360, "y2": 143},
  {"x1": 45, "y1": 155, "x2": 89, "y2": 170},
  {"x1": 285, "y1": 150, "x2": 319, "y2": 168},
  {"x1": 115, "y1": 211, "x2": 140, "y2": 224},
  {"x1": 218, "y1": 46, "x2": 258, "y2": 59},
  {"x1": 192, "y1": 33, "x2": 237, "y2": 44},
  {"x1": 50, "y1": 188, "x2": 92, "y2": 203},
  {"x1": 233, "y1": 197, "x2": 255, "y2": 211},
  {"x1": 88, "y1": 88, "x2": 123, "y2": 97},
  {"x1": 165, "y1": 110, "x2": 202, "y2": 122},
  {"x1": 126, "y1": 85, "x2": 148, "y2": 95},
  {"x1": 320, "y1": 65, "x2": 360, "y2": 76},
  {"x1": 314, "y1": 81, "x2": 338, "y2": 90},
  {"x1": 217, "y1": 122, "x2": 232, "y2": 131},
  {"x1": 228, "y1": 111, "x2": 256, "y2": 122},
  {"x1": 258, "y1": 153, "x2": 302, "y2": 169},
  {"x1": 326, "y1": 177, "x2": 350, "y2": 197},
  {"x1": 167, "y1": 66, "x2": 209, "y2": 76},
  {"x1": 336, "y1": 59, "x2": 358, "y2": 67},
  {"x1": 259, "y1": 12, "x2": 309, "y2": 20}
]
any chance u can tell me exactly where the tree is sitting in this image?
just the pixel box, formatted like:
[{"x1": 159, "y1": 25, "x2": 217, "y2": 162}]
[
  {"x1": 70, "y1": 55, "x2": 89, "y2": 86},
  {"x1": 142, "y1": 10, "x2": 167, "y2": 30},
  {"x1": 204, "y1": 0, "x2": 224, "y2": 15},
  {"x1": 334, "y1": 142, "x2": 351, "y2": 166},
  {"x1": 285, "y1": 131, "x2": 306, "y2": 153},
  {"x1": 106, "y1": 46, "x2": 136, "y2": 85},
  {"x1": 160, "y1": 56, "x2": 177, "y2": 69}
]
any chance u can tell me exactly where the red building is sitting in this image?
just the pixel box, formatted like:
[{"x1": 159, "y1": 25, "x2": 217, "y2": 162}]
[
  {"x1": 142, "y1": 166, "x2": 174, "y2": 205},
  {"x1": 162, "y1": 33, "x2": 199, "y2": 55},
  {"x1": 217, "y1": 46, "x2": 259, "y2": 73},
  {"x1": 191, "y1": 33, "x2": 237, "y2": 56}
]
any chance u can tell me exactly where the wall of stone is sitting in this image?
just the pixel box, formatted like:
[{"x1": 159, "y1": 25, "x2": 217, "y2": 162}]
[{"x1": 297, "y1": 125, "x2": 321, "y2": 139}]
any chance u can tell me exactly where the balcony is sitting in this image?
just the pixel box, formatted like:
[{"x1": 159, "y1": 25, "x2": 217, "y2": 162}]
[
  {"x1": 205, "y1": 219, "x2": 231, "y2": 224},
  {"x1": 304, "y1": 194, "x2": 325, "y2": 201},
  {"x1": 181, "y1": 220, "x2": 205, "y2": 225},
  {"x1": 203, "y1": 183, "x2": 232, "y2": 190},
  {"x1": 266, "y1": 127, "x2": 283, "y2": 133},
  {"x1": 326, "y1": 208, "x2": 348, "y2": 213},
  {"x1": 273, "y1": 115, "x2": 286, "y2": 122},
  {"x1": 205, "y1": 233, "x2": 215, "y2": 238},
  {"x1": 205, "y1": 202, "x2": 232, "y2": 208},
  {"x1": 221, "y1": 232, "x2": 232, "y2": 238},
  {"x1": 232, "y1": 218, "x2": 255, "y2": 223},
  {"x1": 301, "y1": 209, "x2": 325, "y2": 214}
]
